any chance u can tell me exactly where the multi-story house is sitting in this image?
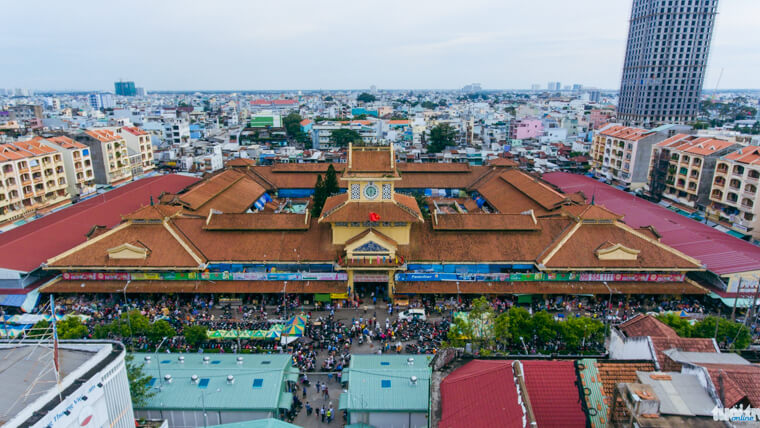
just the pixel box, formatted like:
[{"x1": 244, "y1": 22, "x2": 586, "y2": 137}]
[
  {"x1": 708, "y1": 146, "x2": 760, "y2": 238},
  {"x1": 311, "y1": 120, "x2": 380, "y2": 149},
  {"x1": 113, "y1": 126, "x2": 155, "y2": 177},
  {"x1": 163, "y1": 119, "x2": 191, "y2": 144},
  {"x1": 76, "y1": 129, "x2": 132, "y2": 185},
  {"x1": 39, "y1": 136, "x2": 96, "y2": 199},
  {"x1": 0, "y1": 139, "x2": 68, "y2": 224},
  {"x1": 649, "y1": 134, "x2": 736, "y2": 208},
  {"x1": 589, "y1": 123, "x2": 689, "y2": 190}
]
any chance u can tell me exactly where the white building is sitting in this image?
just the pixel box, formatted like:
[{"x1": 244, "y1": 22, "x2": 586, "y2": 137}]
[
  {"x1": 0, "y1": 341, "x2": 134, "y2": 428},
  {"x1": 164, "y1": 119, "x2": 191, "y2": 144}
]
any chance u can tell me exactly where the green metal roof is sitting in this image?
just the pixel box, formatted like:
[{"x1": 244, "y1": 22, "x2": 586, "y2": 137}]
[
  {"x1": 249, "y1": 116, "x2": 275, "y2": 128},
  {"x1": 343, "y1": 355, "x2": 432, "y2": 412},
  {"x1": 208, "y1": 418, "x2": 300, "y2": 428},
  {"x1": 578, "y1": 359, "x2": 607, "y2": 428},
  {"x1": 132, "y1": 353, "x2": 295, "y2": 412}
]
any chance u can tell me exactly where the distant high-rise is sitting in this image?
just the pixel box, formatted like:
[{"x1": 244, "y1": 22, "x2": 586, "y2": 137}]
[
  {"x1": 114, "y1": 80, "x2": 137, "y2": 96},
  {"x1": 617, "y1": 0, "x2": 718, "y2": 127}
]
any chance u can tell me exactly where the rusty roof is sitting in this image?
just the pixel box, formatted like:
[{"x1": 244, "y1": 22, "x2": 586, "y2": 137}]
[
  {"x1": 203, "y1": 213, "x2": 309, "y2": 230},
  {"x1": 432, "y1": 213, "x2": 540, "y2": 231}
]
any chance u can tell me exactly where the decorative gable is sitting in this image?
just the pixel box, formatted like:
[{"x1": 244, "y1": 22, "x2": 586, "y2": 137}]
[
  {"x1": 355, "y1": 241, "x2": 388, "y2": 253},
  {"x1": 595, "y1": 242, "x2": 640, "y2": 261},
  {"x1": 107, "y1": 242, "x2": 150, "y2": 259}
]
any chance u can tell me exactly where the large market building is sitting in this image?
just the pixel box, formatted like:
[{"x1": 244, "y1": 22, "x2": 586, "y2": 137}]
[{"x1": 40, "y1": 144, "x2": 707, "y2": 301}]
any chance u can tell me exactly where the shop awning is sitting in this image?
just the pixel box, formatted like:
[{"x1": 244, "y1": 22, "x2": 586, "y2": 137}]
[
  {"x1": 278, "y1": 392, "x2": 294, "y2": 410},
  {"x1": 517, "y1": 294, "x2": 533, "y2": 304},
  {"x1": 314, "y1": 293, "x2": 332, "y2": 302},
  {"x1": 339, "y1": 392, "x2": 349, "y2": 410}
]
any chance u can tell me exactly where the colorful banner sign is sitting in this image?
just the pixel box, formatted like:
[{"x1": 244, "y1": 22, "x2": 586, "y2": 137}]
[
  {"x1": 63, "y1": 271, "x2": 348, "y2": 281},
  {"x1": 395, "y1": 272, "x2": 686, "y2": 283}
]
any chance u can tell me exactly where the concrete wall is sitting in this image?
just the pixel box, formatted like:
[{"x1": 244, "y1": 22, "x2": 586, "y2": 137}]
[
  {"x1": 350, "y1": 411, "x2": 428, "y2": 428},
  {"x1": 608, "y1": 328, "x2": 656, "y2": 364}
]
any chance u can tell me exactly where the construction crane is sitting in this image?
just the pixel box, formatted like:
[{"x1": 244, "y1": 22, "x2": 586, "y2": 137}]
[{"x1": 711, "y1": 67, "x2": 724, "y2": 101}]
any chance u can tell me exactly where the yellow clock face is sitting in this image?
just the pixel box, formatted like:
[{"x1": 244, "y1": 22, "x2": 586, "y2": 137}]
[{"x1": 364, "y1": 183, "x2": 379, "y2": 200}]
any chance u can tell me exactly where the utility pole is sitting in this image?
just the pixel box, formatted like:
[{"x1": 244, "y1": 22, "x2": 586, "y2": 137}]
[{"x1": 732, "y1": 278, "x2": 741, "y2": 322}]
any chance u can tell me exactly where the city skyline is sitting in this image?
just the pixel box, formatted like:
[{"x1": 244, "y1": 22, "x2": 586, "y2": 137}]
[{"x1": 3, "y1": 0, "x2": 759, "y2": 91}]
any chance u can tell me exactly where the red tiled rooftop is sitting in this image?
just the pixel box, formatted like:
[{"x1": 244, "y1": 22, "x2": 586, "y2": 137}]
[
  {"x1": 724, "y1": 146, "x2": 760, "y2": 165},
  {"x1": 543, "y1": 172, "x2": 760, "y2": 275},
  {"x1": 0, "y1": 174, "x2": 199, "y2": 272},
  {"x1": 439, "y1": 360, "x2": 524, "y2": 428},
  {"x1": 522, "y1": 360, "x2": 587, "y2": 427}
]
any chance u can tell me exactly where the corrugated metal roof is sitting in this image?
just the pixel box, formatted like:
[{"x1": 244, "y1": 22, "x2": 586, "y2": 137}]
[
  {"x1": 635, "y1": 371, "x2": 717, "y2": 417},
  {"x1": 133, "y1": 353, "x2": 294, "y2": 411},
  {"x1": 208, "y1": 418, "x2": 300, "y2": 428},
  {"x1": 663, "y1": 349, "x2": 751, "y2": 366},
  {"x1": 343, "y1": 355, "x2": 431, "y2": 412}
]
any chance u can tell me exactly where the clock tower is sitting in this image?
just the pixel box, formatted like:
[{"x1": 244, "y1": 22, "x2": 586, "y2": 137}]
[{"x1": 318, "y1": 143, "x2": 423, "y2": 299}]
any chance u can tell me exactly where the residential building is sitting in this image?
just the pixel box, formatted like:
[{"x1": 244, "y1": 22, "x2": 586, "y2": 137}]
[
  {"x1": 77, "y1": 129, "x2": 133, "y2": 185},
  {"x1": 649, "y1": 134, "x2": 736, "y2": 208},
  {"x1": 163, "y1": 119, "x2": 191, "y2": 144},
  {"x1": 589, "y1": 124, "x2": 689, "y2": 189},
  {"x1": 707, "y1": 146, "x2": 760, "y2": 238},
  {"x1": 114, "y1": 80, "x2": 137, "y2": 96},
  {"x1": 113, "y1": 126, "x2": 155, "y2": 176},
  {"x1": 589, "y1": 108, "x2": 615, "y2": 130},
  {"x1": 311, "y1": 120, "x2": 379, "y2": 149},
  {"x1": 41, "y1": 135, "x2": 97, "y2": 198},
  {"x1": 0, "y1": 139, "x2": 68, "y2": 224},
  {"x1": 617, "y1": 0, "x2": 719, "y2": 126},
  {"x1": 0, "y1": 341, "x2": 134, "y2": 428},
  {"x1": 340, "y1": 355, "x2": 432, "y2": 427},
  {"x1": 89, "y1": 93, "x2": 115, "y2": 110},
  {"x1": 8, "y1": 104, "x2": 43, "y2": 128},
  {"x1": 508, "y1": 117, "x2": 543, "y2": 140},
  {"x1": 133, "y1": 353, "x2": 298, "y2": 427}
]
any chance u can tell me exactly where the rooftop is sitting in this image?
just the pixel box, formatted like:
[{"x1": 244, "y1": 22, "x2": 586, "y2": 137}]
[
  {"x1": 133, "y1": 353, "x2": 297, "y2": 411},
  {"x1": 656, "y1": 134, "x2": 735, "y2": 156},
  {"x1": 341, "y1": 355, "x2": 431, "y2": 413},
  {"x1": 543, "y1": 172, "x2": 760, "y2": 275}
]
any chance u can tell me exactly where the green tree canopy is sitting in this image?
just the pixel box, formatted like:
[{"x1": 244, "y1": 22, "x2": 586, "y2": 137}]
[
  {"x1": 311, "y1": 175, "x2": 326, "y2": 217},
  {"x1": 330, "y1": 129, "x2": 362, "y2": 147},
  {"x1": 357, "y1": 92, "x2": 376, "y2": 103},
  {"x1": 183, "y1": 325, "x2": 208, "y2": 347},
  {"x1": 54, "y1": 316, "x2": 89, "y2": 339},
  {"x1": 427, "y1": 123, "x2": 457, "y2": 153},
  {"x1": 657, "y1": 314, "x2": 752, "y2": 350},
  {"x1": 324, "y1": 164, "x2": 339, "y2": 196},
  {"x1": 125, "y1": 354, "x2": 156, "y2": 407},
  {"x1": 147, "y1": 319, "x2": 176, "y2": 342}
]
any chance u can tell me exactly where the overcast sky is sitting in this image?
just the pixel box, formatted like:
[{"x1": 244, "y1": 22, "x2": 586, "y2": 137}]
[{"x1": 2, "y1": 0, "x2": 759, "y2": 91}]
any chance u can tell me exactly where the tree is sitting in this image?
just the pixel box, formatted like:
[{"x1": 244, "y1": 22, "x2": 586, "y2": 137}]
[
  {"x1": 692, "y1": 316, "x2": 752, "y2": 350},
  {"x1": 530, "y1": 311, "x2": 557, "y2": 344},
  {"x1": 506, "y1": 306, "x2": 533, "y2": 343},
  {"x1": 311, "y1": 175, "x2": 326, "y2": 217},
  {"x1": 656, "y1": 313, "x2": 693, "y2": 337},
  {"x1": 330, "y1": 129, "x2": 362, "y2": 147},
  {"x1": 427, "y1": 123, "x2": 457, "y2": 153},
  {"x1": 446, "y1": 316, "x2": 474, "y2": 348},
  {"x1": 55, "y1": 316, "x2": 89, "y2": 339},
  {"x1": 324, "y1": 164, "x2": 339, "y2": 196},
  {"x1": 125, "y1": 354, "x2": 156, "y2": 407},
  {"x1": 183, "y1": 325, "x2": 208, "y2": 347},
  {"x1": 147, "y1": 319, "x2": 176, "y2": 342},
  {"x1": 493, "y1": 312, "x2": 512, "y2": 349},
  {"x1": 421, "y1": 101, "x2": 437, "y2": 110},
  {"x1": 282, "y1": 112, "x2": 303, "y2": 137},
  {"x1": 357, "y1": 93, "x2": 376, "y2": 103}
]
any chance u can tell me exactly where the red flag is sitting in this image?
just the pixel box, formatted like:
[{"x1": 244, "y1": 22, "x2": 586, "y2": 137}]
[{"x1": 369, "y1": 212, "x2": 380, "y2": 222}]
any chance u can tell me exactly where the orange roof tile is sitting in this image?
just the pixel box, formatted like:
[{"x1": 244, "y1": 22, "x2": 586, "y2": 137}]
[
  {"x1": 120, "y1": 126, "x2": 149, "y2": 136},
  {"x1": 656, "y1": 134, "x2": 735, "y2": 155},
  {"x1": 599, "y1": 125, "x2": 650, "y2": 141},
  {"x1": 724, "y1": 146, "x2": 760, "y2": 165},
  {"x1": 433, "y1": 213, "x2": 540, "y2": 231},
  {"x1": 203, "y1": 213, "x2": 309, "y2": 230},
  {"x1": 85, "y1": 128, "x2": 123, "y2": 142},
  {"x1": 47, "y1": 135, "x2": 88, "y2": 149}
]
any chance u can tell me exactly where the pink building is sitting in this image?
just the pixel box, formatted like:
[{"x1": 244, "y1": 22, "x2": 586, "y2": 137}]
[
  {"x1": 509, "y1": 118, "x2": 543, "y2": 140},
  {"x1": 590, "y1": 109, "x2": 615, "y2": 130}
]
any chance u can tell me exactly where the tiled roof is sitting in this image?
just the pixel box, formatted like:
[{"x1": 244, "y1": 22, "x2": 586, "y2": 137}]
[
  {"x1": 319, "y1": 194, "x2": 423, "y2": 224},
  {"x1": 598, "y1": 125, "x2": 650, "y2": 141},
  {"x1": 177, "y1": 169, "x2": 266, "y2": 215},
  {"x1": 120, "y1": 126, "x2": 148, "y2": 136},
  {"x1": 398, "y1": 163, "x2": 470, "y2": 172},
  {"x1": 439, "y1": 360, "x2": 525, "y2": 428},
  {"x1": 561, "y1": 204, "x2": 623, "y2": 221},
  {"x1": 650, "y1": 337, "x2": 718, "y2": 371},
  {"x1": 522, "y1": 360, "x2": 587, "y2": 427},
  {"x1": 500, "y1": 169, "x2": 568, "y2": 210},
  {"x1": 594, "y1": 360, "x2": 656, "y2": 423},
  {"x1": 432, "y1": 213, "x2": 540, "y2": 231},
  {"x1": 349, "y1": 149, "x2": 394, "y2": 173},
  {"x1": 122, "y1": 205, "x2": 184, "y2": 220},
  {"x1": 47, "y1": 221, "x2": 204, "y2": 268},
  {"x1": 656, "y1": 134, "x2": 735, "y2": 155},
  {"x1": 85, "y1": 128, "x2": 122, "y2": 142},
  {"x1": 0, "y1": 174, "x2": 198, "y2": 272},
  {"x1": 723, "y1": 146, "x2": 760, "y2": 165},
  {"x1": 46, "y1": 135, "x2": 87, "y2": 149},
  {"x1": 702, "y1": 364, "x2": 760, "y2": 407},
  {"x1": 544, "y1": 172, "x2": 760, "y2": 275},
  {"x1": 203, "y1": 213, "x2": 309, "y2": 230},
  {"x1": 540, "y1": 222, "x2": 702, "y2": 270},
  {"x1": 619, "y1": 314, "x2": 678, "y2": 338}
]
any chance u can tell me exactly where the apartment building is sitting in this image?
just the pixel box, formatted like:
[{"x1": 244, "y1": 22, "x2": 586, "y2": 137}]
[
  {"x1": 708, "y1": 146, "x2": 760, "y2": 238},
  {"x1": 113, "y1": 126, "x2": 155, "y2": 176},
  {"x1": 76, "y1": 129, "x2": 132, "y2": 185},
  {"x1": 589, "y1": 124, "x2": 689, "y2": 189},
  {"x1": 649, "y1": 134, "x2": 736, "y2": 208},
  {"x1": 41, "y1": 135, "x2": 96, "y2": 198},
  {"x1": 0, "y1": 139, "x2": 68, "y2": 224},
  {"x1": 163, "y1": 118, "x2": 191, "y2": 144},
  {"x1": 509, "y1": 117, "x2": 543, "y2": 140},
  {"x1": 311, "y1": 120, "x2": 380, "y2": 149}
]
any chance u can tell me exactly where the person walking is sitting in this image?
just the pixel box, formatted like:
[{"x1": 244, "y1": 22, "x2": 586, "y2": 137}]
[
  {"x1": 306, "y1": 402, "x2": 312, "y2": 416},
  {"x1": 320, "y1": 406, "x2": 325, "y2": 422},
  {"x1": 303, "y1": 385, "x2": 307, "y2": 399},
  {"x1": 326, "y1": 407, "x2": 332, "y2": 423}
]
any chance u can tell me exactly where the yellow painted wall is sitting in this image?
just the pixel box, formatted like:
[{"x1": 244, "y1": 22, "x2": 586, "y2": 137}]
[
  {"x1": 724, "y1": 271, "x2": 760, "y2": 293},
  {"x1": 346, "y1": 180, "x2": 396, "y2": 202}
]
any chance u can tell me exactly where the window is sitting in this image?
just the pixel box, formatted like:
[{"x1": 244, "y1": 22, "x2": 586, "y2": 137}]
[
  {"x1": 382, "y1": 183, "x2": 391, "y2": 200},
  {"x1": 381, "y1": 380, "x2": 391, "y2": 388},
  {"x1": 198, "y1": 378, "x2": 210, "y2": 389},
  {"x1": 252, "y1": 378, "x2": 264, "y2": 388},
  {"x1": 350, "y1": 184, "x2": 360, "y2": 200}
]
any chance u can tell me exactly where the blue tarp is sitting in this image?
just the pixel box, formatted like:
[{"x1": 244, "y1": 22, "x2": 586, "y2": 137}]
[{"x1": 0, "y1": 295, "x2": 25, "y2": 307}]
